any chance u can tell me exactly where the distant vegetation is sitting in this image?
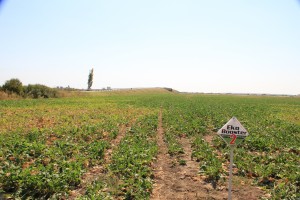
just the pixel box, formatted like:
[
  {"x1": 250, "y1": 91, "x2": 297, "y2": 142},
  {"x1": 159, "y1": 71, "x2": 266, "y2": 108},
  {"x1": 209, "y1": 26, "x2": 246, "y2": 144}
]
[{"x1": 0, "y1": 78, "x2": 58, "y2": 99}]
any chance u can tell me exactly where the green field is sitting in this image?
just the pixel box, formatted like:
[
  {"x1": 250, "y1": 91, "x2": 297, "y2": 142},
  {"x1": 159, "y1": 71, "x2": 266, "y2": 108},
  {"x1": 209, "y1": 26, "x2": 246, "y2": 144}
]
[{"x1": 0, "y1": 89, "x2": 299, "y2": 199}]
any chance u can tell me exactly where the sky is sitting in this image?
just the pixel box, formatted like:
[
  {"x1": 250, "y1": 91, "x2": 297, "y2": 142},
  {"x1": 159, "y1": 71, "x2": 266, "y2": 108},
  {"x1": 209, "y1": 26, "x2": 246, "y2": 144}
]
[{"x1": 0, "y1": 1, "x2": 300, "y2": 94}]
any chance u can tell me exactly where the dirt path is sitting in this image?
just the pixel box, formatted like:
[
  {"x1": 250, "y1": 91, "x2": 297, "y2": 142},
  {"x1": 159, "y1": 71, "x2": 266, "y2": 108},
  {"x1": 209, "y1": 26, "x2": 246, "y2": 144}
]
[
  {"x1": 151, "y1": 110, "x2": 210, "y2": 199},
  {"x1": 151, "y1": 111, "x2": 265, "y2": 200},
  {"x1": 69, "y1": 124, "x2": 128, "y2": 199}
]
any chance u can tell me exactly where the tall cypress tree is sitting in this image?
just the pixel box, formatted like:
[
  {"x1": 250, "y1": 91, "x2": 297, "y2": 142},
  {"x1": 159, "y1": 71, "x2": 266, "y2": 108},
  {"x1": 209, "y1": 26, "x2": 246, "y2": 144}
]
[{"x1": 87, "y1": 68, "x2": 94, "y2": 90}]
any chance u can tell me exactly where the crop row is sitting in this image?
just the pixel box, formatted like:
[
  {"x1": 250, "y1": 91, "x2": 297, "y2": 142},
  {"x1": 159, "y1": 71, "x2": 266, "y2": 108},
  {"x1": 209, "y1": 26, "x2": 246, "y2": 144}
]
[
  {"x1": 161, "y1": 104, "x2": 224, "y2": 183},
  {"x1": 0, "y1": 121, "x2": 123, "y2": 198},
  {"x1": 79, "y1": 114, "x2": 158, "y2": 199}
]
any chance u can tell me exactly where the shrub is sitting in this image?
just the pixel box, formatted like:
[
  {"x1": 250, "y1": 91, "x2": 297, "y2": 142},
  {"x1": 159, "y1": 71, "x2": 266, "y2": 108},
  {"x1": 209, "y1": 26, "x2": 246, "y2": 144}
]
[
  {"x1": 23, "y1": 84, "x2": 58, "y2": 98},
  {"x1": 2, "y1": 78, "x2": 23, "y2": 95}
]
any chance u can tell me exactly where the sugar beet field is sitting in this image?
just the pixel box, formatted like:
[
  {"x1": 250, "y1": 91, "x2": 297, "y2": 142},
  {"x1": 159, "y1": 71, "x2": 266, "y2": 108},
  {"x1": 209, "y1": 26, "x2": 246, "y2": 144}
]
[{"x1": 0, "y1": 89, "x2": 299, "y2": 199}]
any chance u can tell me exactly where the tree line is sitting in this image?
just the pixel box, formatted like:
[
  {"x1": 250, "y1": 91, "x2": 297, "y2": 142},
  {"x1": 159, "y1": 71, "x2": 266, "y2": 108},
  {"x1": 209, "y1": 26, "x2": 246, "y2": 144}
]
[
  {"x1": 0, "y1": 78, "x2": 58, "y2": 99},
  {"x1": 1, "y1": 68, "x2": 95, "y2": 99}
]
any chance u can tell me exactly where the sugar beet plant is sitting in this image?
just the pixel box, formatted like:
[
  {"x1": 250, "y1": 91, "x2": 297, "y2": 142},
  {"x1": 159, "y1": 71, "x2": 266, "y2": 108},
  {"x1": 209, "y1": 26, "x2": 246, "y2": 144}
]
[
  {"x1": 0, "y1": 90, "x2": 299, "y2": 199},
  {"x1": 154, "y1": 94, "x2": 300, "y2": 199},
  {"x1": 0, "y1": 96, "x2": 154, "y2": 199},
  {"x1": 79, "y1": 114, "x2": 158, "y2": 199},
  {"x1": 132, "y1": 93, "x2": 299, "y2": 199}
]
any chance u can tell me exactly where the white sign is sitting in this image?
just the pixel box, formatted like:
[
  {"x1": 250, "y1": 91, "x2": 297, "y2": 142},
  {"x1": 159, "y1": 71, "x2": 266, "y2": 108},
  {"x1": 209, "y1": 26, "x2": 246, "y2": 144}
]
[
  {"x1": 217, "y1": 117, "x2": 248, "y2": 145},
  {"x1": 217, "y1": 117, "x2": 249, "y2": 200}
]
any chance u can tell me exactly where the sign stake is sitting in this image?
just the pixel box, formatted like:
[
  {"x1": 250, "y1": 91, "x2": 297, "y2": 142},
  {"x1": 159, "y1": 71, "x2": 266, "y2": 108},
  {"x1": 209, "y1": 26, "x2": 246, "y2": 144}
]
[{"x1": 228, "y1": 146, "x2": 234, "y2": 200}]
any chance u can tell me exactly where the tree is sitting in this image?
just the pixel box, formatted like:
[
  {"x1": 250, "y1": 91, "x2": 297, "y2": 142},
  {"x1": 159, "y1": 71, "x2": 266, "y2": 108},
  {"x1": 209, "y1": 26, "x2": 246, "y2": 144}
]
[
  {"x1": 87, "y1": 68, "x2": 94, "y2": 90},
  {"x1": 2, "y1": 78, "x2": 23, "y2": 95}
]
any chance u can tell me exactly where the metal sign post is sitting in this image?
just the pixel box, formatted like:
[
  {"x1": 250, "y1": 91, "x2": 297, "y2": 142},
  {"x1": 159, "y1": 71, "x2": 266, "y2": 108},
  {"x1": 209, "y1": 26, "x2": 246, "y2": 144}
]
[
  {"x1": 217, "y1": 117, "x2": 249, "y2": 200},
  {"x1": 228, "y1": 145, "x2": 234, "y2": 200}
]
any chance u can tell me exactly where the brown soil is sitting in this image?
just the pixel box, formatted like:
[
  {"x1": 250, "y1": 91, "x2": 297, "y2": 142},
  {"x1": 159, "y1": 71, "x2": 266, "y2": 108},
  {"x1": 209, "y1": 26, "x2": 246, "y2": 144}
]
[
  {"x1": 203, "y1": 134, "x2": 214, "y2": 145},
  {"x1": 151, "y1": 111, "x2": 265, "y2": 200},
  {"x1": 68, "y1": 124, "x2": 128, "y2": 199}
]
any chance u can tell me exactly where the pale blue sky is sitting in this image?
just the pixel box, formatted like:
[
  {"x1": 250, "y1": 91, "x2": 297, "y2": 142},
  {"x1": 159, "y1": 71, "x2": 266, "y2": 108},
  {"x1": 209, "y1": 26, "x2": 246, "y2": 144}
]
[{"x1": 1, "y1": 1, "x2": 300, "y2": 94}]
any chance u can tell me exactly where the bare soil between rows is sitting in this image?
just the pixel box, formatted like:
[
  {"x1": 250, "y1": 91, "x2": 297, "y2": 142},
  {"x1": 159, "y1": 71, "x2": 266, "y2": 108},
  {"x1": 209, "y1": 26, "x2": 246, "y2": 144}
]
[{"x1": 151, "y1": 111, "x2": 264, "y2": 200}]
